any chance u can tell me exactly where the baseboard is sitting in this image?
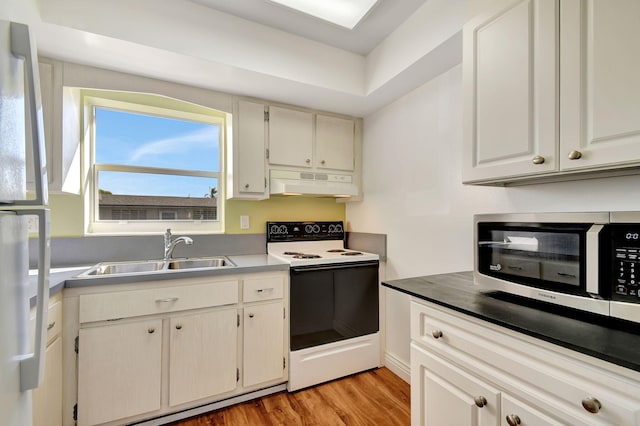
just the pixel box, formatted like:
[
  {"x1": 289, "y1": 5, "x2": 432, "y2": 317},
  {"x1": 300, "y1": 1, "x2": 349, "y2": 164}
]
[{"x1": 383, "y1": 352, "x2": 410, "y2": 384}]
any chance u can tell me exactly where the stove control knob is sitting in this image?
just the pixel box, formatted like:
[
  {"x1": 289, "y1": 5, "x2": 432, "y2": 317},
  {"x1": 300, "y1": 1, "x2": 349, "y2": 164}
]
[
  {"x1": 313, "y1": 225, "x2": 320, "y2": 233},
  {"x1": 305, "y1": 224, "x2": 313, "y2": 233},
  {"x1": 270, "y1": 225, "x2": 279, "y2": 234}
]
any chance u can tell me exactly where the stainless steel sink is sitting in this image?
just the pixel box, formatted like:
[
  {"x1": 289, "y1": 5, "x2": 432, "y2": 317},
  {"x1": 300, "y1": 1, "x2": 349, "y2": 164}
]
[
  {"x1": 81, "y1": 260, "x2": 167, "y2": 276},
  {"x1": 167, "y1": 257, "x2": 233, "y2": 270},
  {"x1": 76, "y1": 256, "x2": 235, "y2": 277}
]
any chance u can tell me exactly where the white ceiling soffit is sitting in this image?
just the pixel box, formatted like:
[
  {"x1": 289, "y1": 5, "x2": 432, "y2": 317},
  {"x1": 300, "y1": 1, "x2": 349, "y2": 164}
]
[{"x1": 189, "y1": 0, "x2": 427, "y2": 55}]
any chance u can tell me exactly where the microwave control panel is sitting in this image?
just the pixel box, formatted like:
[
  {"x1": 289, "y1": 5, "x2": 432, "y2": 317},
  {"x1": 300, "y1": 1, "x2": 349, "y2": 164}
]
[{"x1": 610, "y1": 225, "x2": 640, "y2": 302}]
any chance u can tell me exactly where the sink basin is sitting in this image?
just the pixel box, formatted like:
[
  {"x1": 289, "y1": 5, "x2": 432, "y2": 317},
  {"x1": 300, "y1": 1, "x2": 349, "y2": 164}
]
[
  {"x1": 81, "y1": 260, "x2": 167, "y2": 276},
  {"x1": 76, "y1": 256, "x2": 235, "y2": 277},
  {"x1": 167, "y1": 257, "x2": 234, "y2": 270}
]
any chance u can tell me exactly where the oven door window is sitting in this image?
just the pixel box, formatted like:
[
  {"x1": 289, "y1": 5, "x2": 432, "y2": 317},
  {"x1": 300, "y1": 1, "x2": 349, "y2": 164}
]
[
  {"x1": 289, "y1": 261, "x2": 379, "y2": 351},
  {"x1": 478, "y1": 223, "x2": 591, "y2": 295}
]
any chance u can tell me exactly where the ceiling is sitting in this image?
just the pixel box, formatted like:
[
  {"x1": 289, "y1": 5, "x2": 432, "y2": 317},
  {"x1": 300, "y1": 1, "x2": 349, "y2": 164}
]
[{"x1": 189, "y1": 0, "x2": 428, "y2": 55}]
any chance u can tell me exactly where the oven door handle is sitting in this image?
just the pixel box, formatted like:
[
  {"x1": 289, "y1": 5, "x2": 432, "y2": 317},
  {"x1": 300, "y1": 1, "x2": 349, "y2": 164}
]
[{"x1": 291, "y1": 260, "x2": 379, "y2": 273}]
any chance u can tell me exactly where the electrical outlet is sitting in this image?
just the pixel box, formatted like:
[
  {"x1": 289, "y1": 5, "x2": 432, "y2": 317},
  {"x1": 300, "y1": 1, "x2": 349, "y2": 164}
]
[
  {"x1": 27, "y1": 216, "x2": 39, "y2": 233},
  {"x1": 240, "y1": 215, "x2": 250, "y2": 230}
]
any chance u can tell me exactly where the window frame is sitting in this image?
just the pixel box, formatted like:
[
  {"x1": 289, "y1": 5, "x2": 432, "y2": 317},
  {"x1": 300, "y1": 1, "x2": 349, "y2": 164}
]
[{"x1": 84, "y1": 95, "x2": 225, "y2": 235}]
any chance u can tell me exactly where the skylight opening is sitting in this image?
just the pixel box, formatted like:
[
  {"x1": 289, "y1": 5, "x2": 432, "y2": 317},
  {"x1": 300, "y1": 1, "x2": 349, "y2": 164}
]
[{"x1": 267, "y1": 0, "x2": 379, "y2": 29}]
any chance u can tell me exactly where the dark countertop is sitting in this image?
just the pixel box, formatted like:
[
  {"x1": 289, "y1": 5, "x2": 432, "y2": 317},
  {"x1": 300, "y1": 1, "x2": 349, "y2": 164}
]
[{"x1": 383, "y1": 271, "x2": 640, "y2": 374}]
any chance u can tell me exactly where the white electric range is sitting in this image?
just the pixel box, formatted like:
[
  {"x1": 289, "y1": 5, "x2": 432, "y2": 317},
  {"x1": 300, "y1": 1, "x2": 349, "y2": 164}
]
[{"x1": 266, "y1": 221, "x2": 380, "y2": 391}]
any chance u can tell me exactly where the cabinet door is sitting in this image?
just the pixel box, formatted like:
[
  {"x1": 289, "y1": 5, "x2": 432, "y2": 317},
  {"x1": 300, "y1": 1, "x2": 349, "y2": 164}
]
[
  {"x1": 268, "y1": 106, "x2": 313, "y2": 168},
  {"x1": 236, "y1": 100, "x2": 267, "y2": 194},
  {"x1": 501, "y1": 394, "x2": 565, "y2": 426},
  {"x1": 32, "y1": 337, "x2": 62, "y2": 426},
  {"x1": 77, "y1": 319, "x2": 162, "y2": 426},
  {"x1": 243, "y1": 301, "x2": 285, "y2": 388},
  {"x1": 169, "y1": 309, "x2": 238, "y2": 406},
  {"x1": 315, "y1": 115, "x2": 355, "y2": 171},
  {"x1": 560, "y1": 0, "x2": 640, "y2": 171},
  {"x1": 462, "y1": 0, "x2": 559, "y2": 183},
  {"x1": 411, "y1": 343, "x2": 500, "y2": 426}
]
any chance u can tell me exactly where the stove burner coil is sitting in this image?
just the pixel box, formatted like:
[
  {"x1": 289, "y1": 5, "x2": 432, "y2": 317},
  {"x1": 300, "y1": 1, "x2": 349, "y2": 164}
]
[
  {"x1": 293, "y1": 254, "x2": 322, "y2": 259},
  {"x1": 342, "y1": 251, "x2": 363, "y2": 256},
  {"x1": 284, "y1": 252, "x2": 305, "y2": 256},
  {"x1": 327, "y1": 249, "x2": 346, "y2": 253}
]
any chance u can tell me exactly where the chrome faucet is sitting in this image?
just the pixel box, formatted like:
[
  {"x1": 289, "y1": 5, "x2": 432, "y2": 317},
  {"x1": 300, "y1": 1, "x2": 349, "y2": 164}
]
[{"x1": 163, "y1": 229, "x2": 194, "y2": 260}]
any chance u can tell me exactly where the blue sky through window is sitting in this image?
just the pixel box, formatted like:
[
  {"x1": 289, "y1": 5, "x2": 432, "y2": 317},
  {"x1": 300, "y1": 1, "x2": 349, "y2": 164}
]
[{"x1": 95, "y1": 108, "x2": 220, "y2": 197}]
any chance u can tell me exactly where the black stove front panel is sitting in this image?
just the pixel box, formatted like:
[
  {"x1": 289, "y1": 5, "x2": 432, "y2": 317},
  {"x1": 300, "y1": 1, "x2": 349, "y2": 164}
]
[{"x1": 266, "y1": 221, "x2": 345, "y2": 243}]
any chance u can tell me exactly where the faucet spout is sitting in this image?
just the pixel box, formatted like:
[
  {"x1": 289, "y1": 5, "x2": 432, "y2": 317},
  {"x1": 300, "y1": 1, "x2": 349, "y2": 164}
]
[{"x1": 163, "y1": 229, "x2": 194, "y2": 260}]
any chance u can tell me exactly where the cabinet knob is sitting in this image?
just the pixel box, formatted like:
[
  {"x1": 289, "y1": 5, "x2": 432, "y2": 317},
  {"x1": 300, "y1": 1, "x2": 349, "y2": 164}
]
[
  {"x1": 506, "y1": 414, "x2": 521, "y2": 426},
  {"x1": 568, "y1": 150, "x2": 583, "y2": 160},
  {"x1": 305, "y1": 158, "x2": 311, "y2": 164},
  {"x1": 532, "y1": 155, "x2": 545, "y2": 165},
  {"x1": 147, "y1": 327, "x2": 155, "y2": 334},
  {"x1": 431, "y1": 330, "x2": 443, "y2": 339},
  {"x1": 321, "y1": 160, "x2": 326, "y2": 165},
  {"x1": 474, "y1": 396, "x2": 487, "y2": 408},
  {"x1": 175, "y1": 324, "x2": 182, "y2": 330},
  {"x1": 248, "y1": 313, "x2": 254, "y2": 318},
  {"x1": 244, "y1": 183, "x2": 250, "y2": 189},
  {"x1": 581, "y1": 397, "x2": 602, "y2": 414}
]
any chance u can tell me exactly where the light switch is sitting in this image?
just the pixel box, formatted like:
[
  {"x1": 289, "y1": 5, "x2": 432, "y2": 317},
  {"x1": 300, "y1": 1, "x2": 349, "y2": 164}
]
[{"x1": 240, "y1": 215, "x2": 250, "y2": 230}]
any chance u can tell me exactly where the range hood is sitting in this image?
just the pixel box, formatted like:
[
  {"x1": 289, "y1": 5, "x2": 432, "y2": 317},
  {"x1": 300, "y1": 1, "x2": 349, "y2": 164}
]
[{"x1": 270, "y1": 170, "x2": 358, "y2": 198}]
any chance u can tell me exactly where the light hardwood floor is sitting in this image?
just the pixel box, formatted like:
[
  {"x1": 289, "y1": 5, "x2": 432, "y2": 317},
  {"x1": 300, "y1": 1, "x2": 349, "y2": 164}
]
[{"x1": 169, "y1": 368, "x2": 410, "y2": 425}]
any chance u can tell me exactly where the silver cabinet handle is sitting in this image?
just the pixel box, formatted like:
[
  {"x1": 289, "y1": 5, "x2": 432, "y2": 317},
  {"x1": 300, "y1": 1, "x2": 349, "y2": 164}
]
[
  {"x1": 432, "y1": 330, "x2": 443, "y2": 339},
  {"x1": 156, "y1": 297, "x2": 179, "y2": 303},
  {"x1": 175, "y1": 324, "x2": 182, "y2": 330},
  {"x1": 568, "y1": 150, "x2": 583, "y2": 160},
  {"x1": 506, "y1": 414, "x2": 521, "y2": 426},
  {"x1": 148, "y1": 327, "x2": 155, "y2": 334},
  {"x1": 474, "y1": 396, "x2": 487, "y2": 408},
  {"x1": 532, "y1": 155, "x2": 545, "y2": 165},
  {"x1": 47, "y1": 321, "x2": 56, "y2": 331},
  {"x1": 256, "y1": 287, "x2": 274, "y2": 293},
  {"x1": 581, "y1": 397, "x2": 602, "y2": 414},
  {"x1": 248, "y1": 313, "x2": 254, "y2": 318}
]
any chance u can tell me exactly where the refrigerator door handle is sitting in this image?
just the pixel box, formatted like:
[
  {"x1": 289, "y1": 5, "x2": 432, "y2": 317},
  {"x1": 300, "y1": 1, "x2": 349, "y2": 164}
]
[
  {"x1": 16, "y1": 209, "x2": 50, "y2": 391},
  {"x1": 9, "y1": 22, "x2": 48, "y2": 207}
]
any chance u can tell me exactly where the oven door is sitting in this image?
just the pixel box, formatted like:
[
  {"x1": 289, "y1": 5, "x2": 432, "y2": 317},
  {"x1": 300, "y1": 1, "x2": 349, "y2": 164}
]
[{"x1": 289, "y1": 261, "x2": 379, "y2": 351}]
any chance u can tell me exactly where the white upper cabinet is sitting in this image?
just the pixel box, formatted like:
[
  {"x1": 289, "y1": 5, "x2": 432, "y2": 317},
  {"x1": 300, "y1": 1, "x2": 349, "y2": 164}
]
[
  {"x1": 462, "y1": 0, "x2": 559, "y2": 183},
  {"x1": 315, "y1": 114, "x2": 355, "y2": 171},
  {"x1": 463, "y1": 0, "x2": 640, "y2": 184},
  {"x1": 227, "y1": 100, "x2": 268, "y2": 199},
  {"x1": 268, "y1": 106, "x2": 314, "y2": 168},
  {"x1": 560, "y1": 0, "x2": 640, "y2": 171}
]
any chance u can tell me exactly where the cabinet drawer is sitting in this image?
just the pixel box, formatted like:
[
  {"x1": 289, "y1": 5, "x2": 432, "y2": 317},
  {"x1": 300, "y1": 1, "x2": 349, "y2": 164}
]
[
  {"x1": 46, "y1": 300, "x2": 62, "y2": 344},
  {"x1": 411, "y1": 300, "x2": 640, "y2": 425},
  {"x1": 243, "y1": 276, "x2": 284, "y2": 303},
  {"x1": 79, "y1": 280, "x2": 238, "y2": 323}
]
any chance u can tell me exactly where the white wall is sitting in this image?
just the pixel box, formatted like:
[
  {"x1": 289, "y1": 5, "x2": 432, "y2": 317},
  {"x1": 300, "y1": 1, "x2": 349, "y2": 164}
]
[{"x1": 346, "y1": 64, "x2": 640, "y2": 376}]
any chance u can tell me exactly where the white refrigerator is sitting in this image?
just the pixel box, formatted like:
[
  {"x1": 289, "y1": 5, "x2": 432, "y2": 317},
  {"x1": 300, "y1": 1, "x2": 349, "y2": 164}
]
[{"x1": 0, "y1": 20, "x2": 51, "y2": 426}]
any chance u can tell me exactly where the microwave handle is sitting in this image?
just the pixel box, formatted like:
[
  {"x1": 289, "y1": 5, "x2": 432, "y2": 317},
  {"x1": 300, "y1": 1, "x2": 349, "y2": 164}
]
[
  {"x1": 586, "y1": 224, "x2": 604, "y2": 295},
  {"x1": 10, "y1": 22, "x2": 48, "y2": 207}
]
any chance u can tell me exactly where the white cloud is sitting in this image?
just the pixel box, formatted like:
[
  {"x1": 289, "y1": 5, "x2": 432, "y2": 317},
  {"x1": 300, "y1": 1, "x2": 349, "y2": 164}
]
[{"x1": 129, "y1": 127, "x2": 218, "y2": 162}]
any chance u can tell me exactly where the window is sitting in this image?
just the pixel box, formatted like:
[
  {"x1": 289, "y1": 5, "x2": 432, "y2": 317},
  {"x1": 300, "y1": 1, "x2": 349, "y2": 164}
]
[{"x1": 85, "y1": 94, "x2": 225, "y2": 234}]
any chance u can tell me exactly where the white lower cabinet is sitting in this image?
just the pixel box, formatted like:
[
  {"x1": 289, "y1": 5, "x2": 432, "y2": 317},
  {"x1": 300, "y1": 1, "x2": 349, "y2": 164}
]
[
  {"x1": 411, "y1": 343, "x2": 499, "y2": 426},
  {"x1": 243, "y1": 301, "x2": 285, "y2": 388},
  {"x1": 169, "y1": 309, "x2": 238, "y2": 407},
  {"x1": 410, "y1": 299, "x2": 640, "y2": 426},
  {"x1": 77, "y1": 319, "x2": 163, "y2": 426},
  {"x1": 67, "y1": 272, "x2": 288, "y2": 426}
]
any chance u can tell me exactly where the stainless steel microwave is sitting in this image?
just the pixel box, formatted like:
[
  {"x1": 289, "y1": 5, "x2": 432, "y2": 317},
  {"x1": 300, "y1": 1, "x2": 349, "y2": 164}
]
[{"x1": 474, "y1": 212, "x2": 640, "y2": 321}]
